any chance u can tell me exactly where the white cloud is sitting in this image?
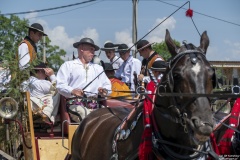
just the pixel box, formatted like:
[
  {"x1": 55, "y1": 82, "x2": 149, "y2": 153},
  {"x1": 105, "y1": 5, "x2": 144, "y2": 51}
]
[
  {"x1": 147, "y1": 17, "x2": 176, "y2": 43},
  {"x1": 25, "y1": 13, "x2": 100, "y2": 61},
  {"x1": 114, "y1": 29, "x2": 132, "y2": 44}
]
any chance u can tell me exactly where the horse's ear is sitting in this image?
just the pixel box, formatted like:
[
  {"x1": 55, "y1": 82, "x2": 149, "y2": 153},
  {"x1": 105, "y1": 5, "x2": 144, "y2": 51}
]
[
  {"x1": 165, "y1": 29, "x2": 178, "y2": 57},
  {"x1": 200, "y1": 31, "x2": 209, "y2": 54}
]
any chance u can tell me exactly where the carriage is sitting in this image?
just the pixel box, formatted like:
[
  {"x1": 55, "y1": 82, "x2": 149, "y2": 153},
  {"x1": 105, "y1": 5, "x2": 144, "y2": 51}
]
[{"x1": 0, "y1": 29, "x2": 239, "y2": 160}]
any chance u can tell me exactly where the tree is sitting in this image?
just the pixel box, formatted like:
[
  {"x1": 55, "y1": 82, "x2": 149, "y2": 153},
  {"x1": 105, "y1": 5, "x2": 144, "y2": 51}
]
[
  {"x1": 152, "y1": 39, "x2": 181, "y2": 61},
  {"x1": 0, "y1": 14, "x2": 66, "y2": 157},
  {"x1": 0, "y1": 14, "x2": 66, "y2": 70},
  {"x1": 38, "y1": 37, "x2": 66, "y2": 72}
]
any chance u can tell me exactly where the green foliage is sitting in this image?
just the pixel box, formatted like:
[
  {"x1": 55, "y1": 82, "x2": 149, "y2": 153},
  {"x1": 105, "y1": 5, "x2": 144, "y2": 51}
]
[
  {"x1": 38, "y1": 37, "x2": 66, "y2": 72},
  {"x1": 0, "y1": 13, "x2": 66, "y2": 155},
  {"x1": 152, "y1": 39, "x2": 180, "y2": 61},
  {"x1": 0, "y1": 15, "x2": 28, "y2": 60}
]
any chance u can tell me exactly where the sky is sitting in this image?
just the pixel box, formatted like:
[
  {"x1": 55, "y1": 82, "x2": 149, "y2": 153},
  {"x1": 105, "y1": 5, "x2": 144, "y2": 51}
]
[{"x1": 1, "y1": 0, "x2": 240, "y2": 62}]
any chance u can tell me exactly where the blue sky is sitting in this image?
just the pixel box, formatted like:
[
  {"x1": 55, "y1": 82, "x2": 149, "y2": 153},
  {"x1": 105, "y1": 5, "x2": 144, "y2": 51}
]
[{"x1": 1, "y1": 0, "x2": 240, "y2": 62}]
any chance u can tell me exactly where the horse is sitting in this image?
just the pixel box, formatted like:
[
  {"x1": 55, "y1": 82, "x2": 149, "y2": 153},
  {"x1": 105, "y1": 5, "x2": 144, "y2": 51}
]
[{"x1": 71, "y1": 29, "x2": 216, "y2": 160}]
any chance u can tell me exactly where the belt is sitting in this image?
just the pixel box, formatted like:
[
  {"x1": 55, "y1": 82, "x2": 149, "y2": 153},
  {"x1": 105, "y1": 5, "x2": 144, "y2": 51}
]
[{"x1": 66, "y1": 98, "x2": 98, "y2": 109}]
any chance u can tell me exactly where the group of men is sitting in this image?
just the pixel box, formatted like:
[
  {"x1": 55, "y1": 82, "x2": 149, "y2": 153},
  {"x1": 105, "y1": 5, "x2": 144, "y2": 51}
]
[{"x1": 15, "y1": 22, "x2": 168, "y2": 123}]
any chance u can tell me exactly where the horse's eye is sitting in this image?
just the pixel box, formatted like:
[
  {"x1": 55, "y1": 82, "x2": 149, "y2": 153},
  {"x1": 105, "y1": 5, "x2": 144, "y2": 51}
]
[{"x1": 173, "y1": 73, "x2": 181, "y2": 81}]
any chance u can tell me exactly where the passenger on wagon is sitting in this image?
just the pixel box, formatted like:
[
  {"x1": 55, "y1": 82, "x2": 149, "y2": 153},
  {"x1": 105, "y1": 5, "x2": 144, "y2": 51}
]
[
  {"x1": 104, "y1": 63, "x2": 131, "y2": 98},
  {"x1": 28, "y1": 62, "x2": 60, "y2": 123},
  {"x1": 101, "y1": 41, "x2": 123, "y2": 70},
  {"x1": 136, "y1": 40, "x2": 164, "y2": 85},
  {"x1": 18, "y1": 23, "x2": 47, "y2": 70},
  {"x1": 114, "y1": 44, "x2": 141, "y2": 93},
  {"x1": 145, "y1": 60, "x2": 168, "y2": 100},
  {"x1": 56, "y1": 37, "x2": 111, "y2": 122}
]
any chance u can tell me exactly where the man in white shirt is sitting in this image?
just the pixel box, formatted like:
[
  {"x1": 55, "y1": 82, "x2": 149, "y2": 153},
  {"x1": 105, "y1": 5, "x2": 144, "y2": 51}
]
[
  {"x1": 56, "y1": 38, "x2": 111, "y2": 122},
  {"x1": 18, "y1": 23, "x2": 47, "y2": 70},
  {"x1": 28, "y1": 62, "x2": 59, "y2": 123},
  {"x1": 101, "y1": 41, "x2": 123, "y2": 70},
  {"x1": 114, "y1": 44, "x2": 141, "y2": 93}
]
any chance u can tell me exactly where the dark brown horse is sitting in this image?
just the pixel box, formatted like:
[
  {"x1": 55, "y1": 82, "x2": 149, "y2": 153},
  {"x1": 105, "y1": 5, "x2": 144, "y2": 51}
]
[{"x1": 71, "y1": 29, "x2": 216, "y2": 160}]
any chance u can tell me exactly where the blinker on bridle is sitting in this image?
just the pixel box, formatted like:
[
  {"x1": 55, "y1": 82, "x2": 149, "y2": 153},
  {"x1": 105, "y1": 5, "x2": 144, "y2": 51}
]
[{"x1": 159, "y1": 42, "x2": 209, "y2": 122}]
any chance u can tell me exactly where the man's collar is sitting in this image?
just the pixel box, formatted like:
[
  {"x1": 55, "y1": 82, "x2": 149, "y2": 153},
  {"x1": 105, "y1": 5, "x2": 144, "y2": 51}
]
[{"x1": 73, "y1": 58, "x2": 93, "y2": 66}]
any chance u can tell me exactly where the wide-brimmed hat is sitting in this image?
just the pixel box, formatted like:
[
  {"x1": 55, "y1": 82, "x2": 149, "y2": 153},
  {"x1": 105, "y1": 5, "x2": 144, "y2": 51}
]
[
  {"x1": 73, "y1": 37, "x2": 99, "y2": 51},
  {"x1": 137, "y1": 40, "x2": 154, "y2": 51},
  {"x1": 33, "y1": 62, "x2": 47, "y2": 70},
  {"x1": 116, "y1": 44, "x2": 130, "y2": 53},
  {"x1": 104, "y1": 63, "x2": 115, "y2": 71},
  {"x1": 26, "y1": 23, "x2": 47, "y2": 36},
  {"x1": 151, "y1": 61, "x2": 168, "y2": 71},
  {"x1": 101, "y1": 42, "x2": 117, "y2": 51}
]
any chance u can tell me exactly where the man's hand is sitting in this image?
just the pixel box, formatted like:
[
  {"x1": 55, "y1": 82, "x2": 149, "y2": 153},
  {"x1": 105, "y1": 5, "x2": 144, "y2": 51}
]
[
  {"x1": 98, "y1": 87, "x2": 108, "y2": 96},
  {"x1": 44, "y1": 68, "x2": 54, "y2": 77},
  {"x1": 71, "y1": 89, "x2": 84, "y2": 97},
  {"x1": 138, "y1": 74, "x2": 144, "y2": 81}
]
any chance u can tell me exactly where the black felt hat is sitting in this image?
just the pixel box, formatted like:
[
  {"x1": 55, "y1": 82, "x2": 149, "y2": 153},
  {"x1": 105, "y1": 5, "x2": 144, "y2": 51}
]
[
  {"x1": 73, "y1": 37, "x2": 99, "y2": 51},
  {"x1": 151, "y1": 61, "x2": 168, "y2": 71},
  {"x1": 116, "y1": 44, "x2": 130, "y2": 53},
  {"x1": 26, "y1": 23, "x2": 47, "y2": 36},
  {"x1": 104, "y1": 63, "x2": 115, "y2": 71},
  {"x1": 33, "y1": 62, "x2": 47, "y2": 70},
  {"x1": 137, "y1": 40, "x2": 154, "y2": 51},
  {"x1": 101, "y1": 42, "x2": 117, "y2": 51}
]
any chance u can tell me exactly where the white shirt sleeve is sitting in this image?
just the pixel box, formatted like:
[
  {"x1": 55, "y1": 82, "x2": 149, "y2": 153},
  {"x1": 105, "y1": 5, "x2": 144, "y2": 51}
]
[
  {"x1": 18, "y1": 43, "x2": 30, "y2": 70},
  {"x1": 56, "y1": 62, "x2": 74, "y2": 97},
  {"x1": 130, "y1": 59, "x2": 141, "y2": 91}
]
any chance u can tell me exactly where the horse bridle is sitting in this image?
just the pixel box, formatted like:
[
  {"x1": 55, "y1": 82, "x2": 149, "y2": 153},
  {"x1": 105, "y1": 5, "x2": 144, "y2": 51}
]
[
  {"x1": 158, "y1": 45, "x2": 214, "y2": 123},
  {"x1": 152, "y1": 45, "x2": 217, "y2": 159}
]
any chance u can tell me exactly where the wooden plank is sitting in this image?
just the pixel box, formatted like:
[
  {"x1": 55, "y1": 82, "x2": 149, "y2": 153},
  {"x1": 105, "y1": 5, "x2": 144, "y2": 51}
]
[
  {"x1": 25, "y1": 92, "x2": 37, "y2": 160},
  {"x1": 38, "y1": 139, "x2": 68, "y2": 160},
  {"x1": 68, "y1": 124, "x2": 78, "y2": 154},
  {"x1": 0, "y1": 149, "x2": 16, "y2": 160}
]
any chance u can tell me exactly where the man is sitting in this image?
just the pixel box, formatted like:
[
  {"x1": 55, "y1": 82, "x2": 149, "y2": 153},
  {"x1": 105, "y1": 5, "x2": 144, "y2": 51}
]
[
  {"x1": 114, "y1": 44, "x2": 141, "y2": 93},
  {"x1": 137, "y1": 40, "x2": 164, "y2": 84},
  {"x1": 28, "y1": 62, "x2": 59, "y2": 123},
  {"x1": 146, "y1": 60, "x2": 168, "y2": 99},
  {"x1": 56, "y1": 37, "x2": 111, "y2": 122},
  {"x1": 18, "y1": 23, "x2": 47, "y2": 70},
  {"x1": 101, "y1": 41, "x2": 123, "y2": 70},
  {"x1": 104, "y1": 63, "x2": 131, "y2": 98}
]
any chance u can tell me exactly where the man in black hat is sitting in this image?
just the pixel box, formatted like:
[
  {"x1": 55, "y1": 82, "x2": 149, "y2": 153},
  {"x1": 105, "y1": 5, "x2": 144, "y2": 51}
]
[
  {"x1": 56, "y1": 37, "x2": 111, "y2": 122},
  {"x1": 101, "y1": 41, "x2": 123, "y2": 70},
  {"x1": 18, "y1": 23, "x2": 47, "y2": 70},
  {"x1": 104, "y1": 63, "x2": 131, "y2": 98},
  {"x1": 114, "y1": 44, "x2": 141, "y2": 93},
  {"x1": 136, "y1": 40, "x2": 164, "y2": 85}
]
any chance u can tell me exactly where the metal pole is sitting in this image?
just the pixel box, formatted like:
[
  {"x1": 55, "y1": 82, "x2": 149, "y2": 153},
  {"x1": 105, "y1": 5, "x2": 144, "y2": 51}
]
[
  {"x1": 43, "y1": 36, "x2": 46, "y2": 63},
  {"x1": 132, "y1": 0, "x2": 138, "y2": 58}
]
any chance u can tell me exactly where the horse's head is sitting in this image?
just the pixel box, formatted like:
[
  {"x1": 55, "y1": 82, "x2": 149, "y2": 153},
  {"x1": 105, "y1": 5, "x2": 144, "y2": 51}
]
[{"x1": 155, "y1": 29, "x2": 215, "y2": 146}]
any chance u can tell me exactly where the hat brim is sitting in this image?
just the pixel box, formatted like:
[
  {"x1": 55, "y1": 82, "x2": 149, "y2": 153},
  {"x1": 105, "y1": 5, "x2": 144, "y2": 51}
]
[
  {"x1": 26, "y1": 26, "x2": 48, "y2": 36},
  {"x1": 137, "y1": 42, "x2": 155, "y2": 51},
  {"x1": 73, "y1": 42, "x2": 100, "y2": 51},
  {"x1": 116, "y1": 49, "x2": 130, "y2": 53},
  {"x1": 151, "y1": 68, "x2": 166, "y2": 72},
  {"x1": 100, "y1": 47, "x2": 116, "y2": 51}
]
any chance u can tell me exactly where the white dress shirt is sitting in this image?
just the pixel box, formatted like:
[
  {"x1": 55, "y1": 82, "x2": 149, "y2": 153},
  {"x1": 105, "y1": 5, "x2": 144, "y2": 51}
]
[
  {"x1": 114, "y1": 56, "x2": 141, "y2": 91},
  {"x1": 56, "y1": 58, "x2": 111, "y2": 98},
  {"x1": 110, "y1": 56, "x2": 123, "y2": 70},
  {"x1": 18, "y1": 43, "x2": 31, "y2": 70},
  {"x1": 28, "y1": 75, "x2": 57, "y2": 97}
]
